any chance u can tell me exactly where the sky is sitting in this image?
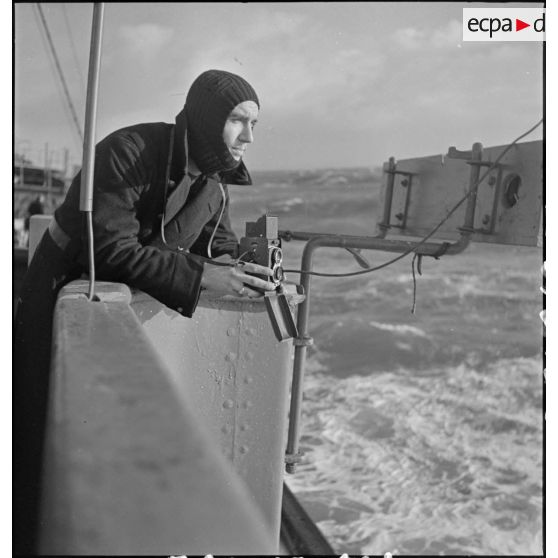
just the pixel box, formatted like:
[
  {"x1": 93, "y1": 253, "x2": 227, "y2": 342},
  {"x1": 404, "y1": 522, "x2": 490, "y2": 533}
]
[{"x1": 13, "y1": 2, "x2": 544, "y2": 172}]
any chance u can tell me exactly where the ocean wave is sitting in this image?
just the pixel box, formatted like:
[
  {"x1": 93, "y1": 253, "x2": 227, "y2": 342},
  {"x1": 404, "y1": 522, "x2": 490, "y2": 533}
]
[
  {"x1": 367, "y1": 321, "x2": 428, "y2": 338},
  {"x1": 267, "y1": 196, "x2": 304, "y2": 213}
]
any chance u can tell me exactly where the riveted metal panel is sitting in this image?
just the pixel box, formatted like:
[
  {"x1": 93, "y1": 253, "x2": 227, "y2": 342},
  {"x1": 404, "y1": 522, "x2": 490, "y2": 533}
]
[
  {"x1": 41, "y1": 280, "x2": 277, "y2": 555},
  {"x1": 132, "y1": 292, "x2": 295, "y2": 543}
]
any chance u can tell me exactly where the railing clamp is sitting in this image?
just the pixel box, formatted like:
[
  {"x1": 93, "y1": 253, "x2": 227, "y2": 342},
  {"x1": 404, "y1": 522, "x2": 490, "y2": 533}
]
[
  {"x1": 284, "y1": 451, "x2": 304, "y2": 465},
  {"x1": 285, "y1": 451, "x2": 305, "y2": 473},
  {"x1": 293, "y1": 335, "x2": 313, "y2": 347},
  {"x1": 429, "y1": 241, "x2": 452, "y2": 259}
]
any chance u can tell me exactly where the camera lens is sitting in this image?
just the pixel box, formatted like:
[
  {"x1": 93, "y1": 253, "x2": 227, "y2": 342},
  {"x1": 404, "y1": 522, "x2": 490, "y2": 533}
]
[
  {"x1": 273, "y1": 265, "x2": 284, "y2": 283},
  {"x1": 271, "y1": 248, "x2": 283, "y2": 265}
]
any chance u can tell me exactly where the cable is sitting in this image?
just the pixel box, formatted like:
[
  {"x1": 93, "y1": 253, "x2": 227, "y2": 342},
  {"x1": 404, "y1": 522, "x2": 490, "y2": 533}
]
[
  {"x1": 35, "y1": 3, "x2": 84, "y2": 143},
  {"x1": 282, "y1": 118, "x2": 543, "y2": 278},
  {"x1": 411, "y1": 253, "x2": 421, "y2": 314},
  {"x1": 61, "y1": 3, "x2": 87, "y2": 98},
  {"x1": 207, "y1": 181, "x2": 227, "y2": 259}
]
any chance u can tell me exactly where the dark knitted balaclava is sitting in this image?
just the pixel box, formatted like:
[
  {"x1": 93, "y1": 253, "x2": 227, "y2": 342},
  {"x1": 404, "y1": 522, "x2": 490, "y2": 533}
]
[{"x1": 185, "y1": 69, "x2": 260, "y2": 176}]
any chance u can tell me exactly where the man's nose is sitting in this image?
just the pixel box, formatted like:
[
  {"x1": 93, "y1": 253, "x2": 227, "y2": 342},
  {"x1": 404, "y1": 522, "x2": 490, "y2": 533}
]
[{"x1": 239, "y1": 123, "x2": 254, "y2": 143}]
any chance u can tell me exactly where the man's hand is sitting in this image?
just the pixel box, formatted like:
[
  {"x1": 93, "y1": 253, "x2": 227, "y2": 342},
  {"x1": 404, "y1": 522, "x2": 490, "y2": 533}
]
[{"x1": 200, "y1": 255, "x2": 276, "y2": 298}]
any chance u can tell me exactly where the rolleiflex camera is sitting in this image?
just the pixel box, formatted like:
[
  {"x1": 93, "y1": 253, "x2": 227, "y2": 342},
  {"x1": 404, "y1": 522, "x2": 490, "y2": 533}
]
[
  {"x1": 239, "y1": 215, "x2": 297, "y2": 342},
  {"x1": 239, "y1": 215, "x2": 284, "y2": 289}
]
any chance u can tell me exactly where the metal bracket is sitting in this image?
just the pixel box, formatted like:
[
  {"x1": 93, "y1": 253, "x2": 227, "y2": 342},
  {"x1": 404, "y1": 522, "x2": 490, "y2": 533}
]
[
  {"x1": 446, "y1": 146, "x2": 474, "y2": 160},
  {"x1": 293, "y1": 336, "x2": 313, "y2": 347},
  {"x1": 379, "y1": 158, "x2": 416, "y2": 232},
  {"x1": 448, "y1": 144, "x2": 504, "y2": 235}
]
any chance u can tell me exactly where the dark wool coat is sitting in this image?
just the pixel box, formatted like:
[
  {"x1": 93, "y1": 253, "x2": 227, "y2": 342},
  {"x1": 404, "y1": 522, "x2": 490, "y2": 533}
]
[{"x1": 13, "y1": 110, "x2": 253, "y2": 553}]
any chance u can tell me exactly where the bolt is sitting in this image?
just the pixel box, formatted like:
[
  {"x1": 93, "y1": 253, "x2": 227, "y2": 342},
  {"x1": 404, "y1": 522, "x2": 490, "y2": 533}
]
[
  {"x1": 401, "y1": 179, "x2": 409, "y2": 187},
  {"x1": 395, "y1": 213, "x2": 404, "y2": 221},
  {"x1": 482, "y1": 214, "x2": 491, "y2": 226}
]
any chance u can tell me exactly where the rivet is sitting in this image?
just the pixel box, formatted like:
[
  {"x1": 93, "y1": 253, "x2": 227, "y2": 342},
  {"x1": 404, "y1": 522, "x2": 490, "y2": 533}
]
[
  {"x1": 223, "y1": 399, "x2": 234, "y2": 409},
  {"x1": 239, "y1": 445, "x2": 249, "y2": 454}
]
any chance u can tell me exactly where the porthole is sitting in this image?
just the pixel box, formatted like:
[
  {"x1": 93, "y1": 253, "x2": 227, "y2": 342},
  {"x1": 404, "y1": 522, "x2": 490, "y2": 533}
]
[{"x1": 502, "y1": 174, "x2": 521, "y2": 208}]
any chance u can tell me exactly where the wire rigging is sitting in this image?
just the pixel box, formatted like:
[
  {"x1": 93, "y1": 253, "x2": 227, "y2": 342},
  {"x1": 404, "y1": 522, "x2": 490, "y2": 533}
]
[
  {"x1": 35, "y1": 3, "x2": 84, "y2": 143},
  {"x1": 61, "y1": 3, "x2": 87, "y2": 99}
]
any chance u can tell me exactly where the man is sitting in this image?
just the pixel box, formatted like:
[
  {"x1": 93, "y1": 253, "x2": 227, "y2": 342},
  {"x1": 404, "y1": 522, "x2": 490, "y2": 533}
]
[{"x1": 14, "y1": 69, "x2": 274, "y2": 553}]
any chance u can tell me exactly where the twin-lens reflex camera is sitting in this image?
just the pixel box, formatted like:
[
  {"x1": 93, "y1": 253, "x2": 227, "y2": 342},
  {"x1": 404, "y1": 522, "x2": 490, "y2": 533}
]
[
  {"x1": 238, "y1": 214, "x2": 298, "y2": 342},
  {"x1": 239, "y1": 214, "x2": 284, "y2": 289}
]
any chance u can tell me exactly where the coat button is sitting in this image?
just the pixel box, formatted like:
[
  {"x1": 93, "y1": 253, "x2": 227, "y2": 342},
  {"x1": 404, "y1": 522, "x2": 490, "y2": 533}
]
[{"x1": 177, "y1": 307, "x2": 183, "y2": 313}]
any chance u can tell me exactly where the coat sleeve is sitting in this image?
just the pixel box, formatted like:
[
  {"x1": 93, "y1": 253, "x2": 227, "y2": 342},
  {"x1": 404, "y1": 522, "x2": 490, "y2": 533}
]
[
  {"x1": 189, "y1": 184, "x2": 240, "y2": 259},
  {"x1": 88, "y1": 132, "x2": 205, "y2": 317}
]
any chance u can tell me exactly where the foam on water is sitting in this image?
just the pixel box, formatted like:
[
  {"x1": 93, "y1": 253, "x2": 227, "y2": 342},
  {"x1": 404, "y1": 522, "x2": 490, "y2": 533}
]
[{"x1": 286, "y1": 357, "x2": 543, "y2": 555}]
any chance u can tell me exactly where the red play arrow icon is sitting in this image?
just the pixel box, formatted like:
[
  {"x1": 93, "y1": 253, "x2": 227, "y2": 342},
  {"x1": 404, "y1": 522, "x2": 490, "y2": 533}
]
[{"x1": 516, "y1": 19, "x2": 530, "y2": 31}]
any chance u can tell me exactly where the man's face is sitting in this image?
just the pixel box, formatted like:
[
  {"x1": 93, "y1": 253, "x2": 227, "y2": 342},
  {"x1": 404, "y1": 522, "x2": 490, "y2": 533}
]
[{"x1": 222, "y1": 100, "x2": 259, "y2": 161}]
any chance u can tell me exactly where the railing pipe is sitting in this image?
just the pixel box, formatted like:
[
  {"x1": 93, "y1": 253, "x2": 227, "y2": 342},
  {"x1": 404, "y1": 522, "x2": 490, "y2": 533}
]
[
  {"x1": 79, "y1": 3, "x2": 104, "y2": 300},
  {"x1": 79, "y1": 3, "x2": 104, "y2": 213},
  {"x1": 280, "y1": 230, "x2": 470, "y2": 256},
  {"x1": 285, "y1": 237, "x2": 321, "y2": 473}
]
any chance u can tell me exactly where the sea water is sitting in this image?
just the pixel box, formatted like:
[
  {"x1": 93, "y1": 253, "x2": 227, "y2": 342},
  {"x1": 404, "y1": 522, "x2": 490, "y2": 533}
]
[{"x1": 229, "y1": 167, "x2": 543, "y2": 555}]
